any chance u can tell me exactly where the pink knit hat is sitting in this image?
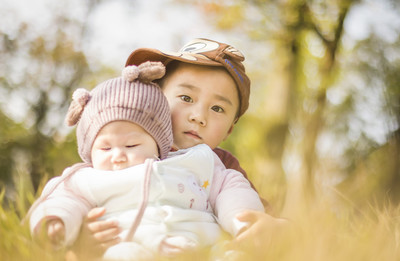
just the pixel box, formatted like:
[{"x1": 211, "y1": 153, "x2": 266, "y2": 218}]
[{"x1": 65, "y1": 61, "x2": 173, "y2": 162}]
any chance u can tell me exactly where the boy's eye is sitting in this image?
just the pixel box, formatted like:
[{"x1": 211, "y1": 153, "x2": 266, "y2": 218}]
[
  {"x1": 211, "y1": 105, "x2": 224, "y2": 113},
  {"x1": 180, "y1": 95, "x2": 193, "y2": 103},
  {"x1": 126, "y1": 145, "x2": 138, "y2": 148},
  {"x1": 101, "y1": 147, "x2": 111, "y2": 151}
]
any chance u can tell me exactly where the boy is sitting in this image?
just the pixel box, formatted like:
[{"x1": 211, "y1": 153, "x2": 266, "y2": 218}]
[
  {"x1": 73, "y1": 38, "x2": 287, "y2": 257},
  {"x1": 127, "y1": 38, "x2": 258, "y2": 190}
]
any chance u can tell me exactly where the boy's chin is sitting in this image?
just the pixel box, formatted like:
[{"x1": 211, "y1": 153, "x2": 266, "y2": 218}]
[
  {"x1": 173, "y1": 142, "x2": 218, "y2": 152},
  {"x1": 173, "y1": 141, "x2": 204, "y2": 150}
]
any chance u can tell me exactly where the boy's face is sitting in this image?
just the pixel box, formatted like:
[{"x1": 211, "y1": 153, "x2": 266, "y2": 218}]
[
  {"x1": 91, "y1": 121, "x2": 158, "y2": 170},
  {"x1": 161, "y1": 63, "x2": 239, "y2": 150}
]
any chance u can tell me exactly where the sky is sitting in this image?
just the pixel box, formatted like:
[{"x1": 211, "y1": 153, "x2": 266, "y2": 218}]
[
  {"x1": 344, "y1": 0, "x2": 400, "y2": 43},
  {"x1": 85, "y1": 0, "x2": 228, "y2": 68},
  {"x1": 3, "y1": 0, "x2": 400, "y2": 67},
  {"x1": 2, "y1": 0, "x2": 235, "y2": 67},
  {"x1": 88, "y1": 0, "x2": 400, "y2": 67}
]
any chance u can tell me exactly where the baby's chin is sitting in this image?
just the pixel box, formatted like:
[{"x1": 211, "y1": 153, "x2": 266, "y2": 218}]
[{"x1": 110, "y1": 164, "x2": 132, "y2": 171}]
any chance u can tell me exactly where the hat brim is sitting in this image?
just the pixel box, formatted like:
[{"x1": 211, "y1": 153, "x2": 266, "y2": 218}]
[
  {"x1": 125, "y1": 48, "x2": 223, "y2": 68},
  {"x1": 125, "y1": 38, "x2": 250, "y2": 118}
]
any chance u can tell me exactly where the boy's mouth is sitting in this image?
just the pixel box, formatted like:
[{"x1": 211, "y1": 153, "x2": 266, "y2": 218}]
[{"x1": 184, "y1": 130, "x2": 202, "y2": 140}]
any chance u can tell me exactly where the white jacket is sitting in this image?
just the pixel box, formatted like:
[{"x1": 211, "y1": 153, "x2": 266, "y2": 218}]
[{"x1": 30, "y1": 144, "x2": 264, "y2": 256}]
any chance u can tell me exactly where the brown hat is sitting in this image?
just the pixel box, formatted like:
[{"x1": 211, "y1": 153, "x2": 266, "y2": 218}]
[
  {"x1": 125, "y1": 38, "x2": 251, "y2": 118},
  {"x1": 65, "y1": 62, "x2": 173, "y2": 162}
]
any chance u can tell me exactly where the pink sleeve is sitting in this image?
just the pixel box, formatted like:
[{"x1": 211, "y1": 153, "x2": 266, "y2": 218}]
[
  {"x1": 213, "y1": 147, "x2": 272, "y2": 212},
  {"x1": 208, "y1": 153, "x2": 264, "y2": 236},
  {"x1": 213, "y1": 147, "x2": 247, "y2": 177},
  {"x1": 29, "y1": 169, "x2": 93, "y2": 246}
]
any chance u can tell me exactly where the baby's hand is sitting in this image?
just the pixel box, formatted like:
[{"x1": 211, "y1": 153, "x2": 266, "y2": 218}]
[{"x1": 46, "y1": 218, "x2": 65, "y2": 246}]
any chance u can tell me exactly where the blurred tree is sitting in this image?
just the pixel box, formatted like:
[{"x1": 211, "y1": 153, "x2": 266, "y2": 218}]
[
  {"x1": 0, "y1": 0, "x2": 102, "y2": 193},
  {"x1": 188, "y1": 0, "x2": 400, "y2": 212},
  {"x1": 334, "y1": 32, "x2": 400, "y2": 207}
]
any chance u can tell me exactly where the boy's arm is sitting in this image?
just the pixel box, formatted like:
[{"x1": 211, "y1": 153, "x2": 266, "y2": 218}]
[
  {"x1": 209, "y1": 153, "x2": 264, "y2": 236},
  {"x1": 213, "y1": 147, "x2": 272, "y2": 212},
  {"x1": 213, "y1": 147, "x2": 247, "y2": 178},
  {"x1": 212, "y1": 149, "x2": 293, "y2": 255}
]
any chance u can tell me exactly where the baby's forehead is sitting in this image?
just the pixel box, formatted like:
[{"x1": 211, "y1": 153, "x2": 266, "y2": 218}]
[{"x1": 95, "y1": 121, "x2": 149, "y2": 138}]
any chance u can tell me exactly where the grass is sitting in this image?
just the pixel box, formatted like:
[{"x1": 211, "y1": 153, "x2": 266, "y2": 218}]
[
  {"x1": 271, "y1": 203, "x2": 400, "y2": 261},
  {"x1": 1, "y1": 175, "x2": 400, "y2": 261}
]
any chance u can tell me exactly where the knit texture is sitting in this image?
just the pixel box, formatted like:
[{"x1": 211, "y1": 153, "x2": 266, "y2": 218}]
[{"x1": 66, "y1": 64, "x2": 172, "y2": 162}]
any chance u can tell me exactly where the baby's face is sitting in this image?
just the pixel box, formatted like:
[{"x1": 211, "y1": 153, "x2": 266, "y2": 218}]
[
  {"x1": 161, "y1": 63, "x2": 239, "y2": 150},
  {"x1": 91, "y1": 121, "x2": 158, "y2": 171}
]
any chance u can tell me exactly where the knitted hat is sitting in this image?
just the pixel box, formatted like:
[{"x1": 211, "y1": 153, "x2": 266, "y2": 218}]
[
  {"x1": 65, "y1": 61, "x2": 173, "y2": 162},
  {"x1": 125, "y1": 38, "x2": 251, "y2": 118}
]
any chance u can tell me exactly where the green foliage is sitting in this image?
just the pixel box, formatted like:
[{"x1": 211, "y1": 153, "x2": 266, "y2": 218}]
[
  {"x1": 0, "y1": 111, "x2": 28, "y2": 186},
  {"x1": 0, "y1": 174, "x2": 66, "y2": 261}
]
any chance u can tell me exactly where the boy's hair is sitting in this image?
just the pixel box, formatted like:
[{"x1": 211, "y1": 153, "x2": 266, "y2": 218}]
[
  {"x1": 65, "y1": 62, "x2": 173, "y2": 162},
  {"x1": 125, "y1": 38, "x2": 251, "y2": 118}
]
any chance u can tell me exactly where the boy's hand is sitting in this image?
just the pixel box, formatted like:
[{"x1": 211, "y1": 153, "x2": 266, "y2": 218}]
[
  {"x1": 69, "y1": 207, "x2": 121, "y2": 259},
  {"x1": 46, "y1": 218, "x2": 65, "y2": 247},
  {"x1": 231, "y1": 210, "x2": 291, "y2": 254}
]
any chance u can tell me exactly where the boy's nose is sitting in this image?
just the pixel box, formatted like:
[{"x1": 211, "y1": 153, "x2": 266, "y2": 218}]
[{"x1": 189, "y1": 112, "x2": 206, "y2": 127}]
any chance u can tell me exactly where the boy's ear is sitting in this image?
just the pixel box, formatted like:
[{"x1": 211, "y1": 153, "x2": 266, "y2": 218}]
[{"x1": 223, "y1": 124, "x2": 235, "y2": 141}]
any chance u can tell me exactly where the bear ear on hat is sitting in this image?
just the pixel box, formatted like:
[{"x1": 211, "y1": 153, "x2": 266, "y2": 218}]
[
  {"x1": 122, "y1": 65, "x2": 140, "y2": 82},
  {"x1": 65, "y1": 88, "x2": 91, "y2": 126},
  {"x1": 122, "y1": 62, "x2": 165, "y2": 84},
  {"x1": 138, "y1": 61, "x2": 165, "y2": 83}
]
